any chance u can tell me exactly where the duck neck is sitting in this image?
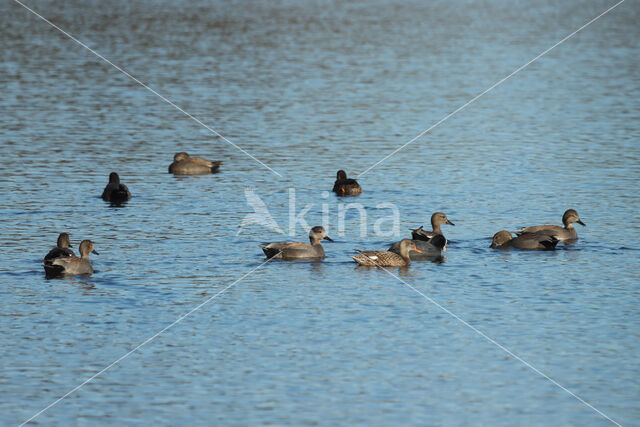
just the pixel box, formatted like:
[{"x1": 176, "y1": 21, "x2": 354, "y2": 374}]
[
  {"x1": 400, "y1": 248, "x2": 412, "y2": 265},
  {"x1": 431, "y1": 223, "x2": 442, "y2": 235}
]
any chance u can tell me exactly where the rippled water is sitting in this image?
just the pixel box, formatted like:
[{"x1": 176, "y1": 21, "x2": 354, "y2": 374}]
[{"x1": 1, "y1": 0, "x2": 639, "y2": 425}]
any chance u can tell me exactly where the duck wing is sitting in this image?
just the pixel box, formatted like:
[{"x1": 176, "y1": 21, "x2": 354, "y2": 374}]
[
  {"x1": 260, "y1": 241, "x2": 304, "y2": 258},
  {"x1": 352, "y1": 250, "x2": 405, "y2": 266},
  {"x1": 43, "y1": 247, "x2": 75, "y2": 263},
  {"x1": 411, "y1": 226, "x2": 436, "y2": 241},
  {"x1": 192, "y1": 157, "x2": 222, "y2": 172},
  {"x1": 516, "y1": 224, "x2": 561, "y2": 235},
  {"x1": 51, "y1": 256, "x2": 93, "y2": 275},
  {"x1": 333, "y1": 179, "x2": 362, "y2": 195}
]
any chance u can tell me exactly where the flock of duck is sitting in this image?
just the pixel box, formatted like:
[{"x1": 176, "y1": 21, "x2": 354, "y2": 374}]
[{"x1": 42, "y1": 152, "x2": 587, "y2": 275}]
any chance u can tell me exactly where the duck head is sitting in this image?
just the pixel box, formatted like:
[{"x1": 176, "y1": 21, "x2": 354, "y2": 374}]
[
  {"x1": 491, "y1": 230, "x2": 512, "y2": 248},
  {"x1": 309, "y1": 226, "x2": 333, "y2": 244}
]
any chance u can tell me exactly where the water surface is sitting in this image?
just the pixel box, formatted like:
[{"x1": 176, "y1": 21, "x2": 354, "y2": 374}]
[{"x1": 1, "y1": 0, "x2": 639, "y2": 425}]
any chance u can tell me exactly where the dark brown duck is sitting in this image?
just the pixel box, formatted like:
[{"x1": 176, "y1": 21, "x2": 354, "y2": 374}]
[
  {"x1": 332, "y1": 170, "x2": 362, "y2": 196},
  {"x1": 101, "y1": 172, "x2": 131, "y2": 203}
]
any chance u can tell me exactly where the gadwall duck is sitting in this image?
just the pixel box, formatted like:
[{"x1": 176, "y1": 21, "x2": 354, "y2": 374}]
[
  {"x1": 516, "y1": 209, "x2": 585, "y2": 241},
  {"x1": 169, "y1": 152, "x2": 222, "y2": 175},
  {"x1": 43, "y1": 233, "x2": 75, "y2": 276},
  {"x1": 260, "y1": 226, "x2": 333, "y2": 260},
  {"x1": 389, "y1": 234, "x2": 447, "y2": 261},
  {"x1": 332, "y1": 170, "x2": 362, "y2": 196},
  {"x1": 491, "y1": 230, "x2": 559, "y2": 250},
  {"x1": 351, "y1": 239, "x2": 422, "y2": 266},
  {"x1": 101, "y1": 172, "x2": 131, "y2": 203},
  {"x1": 50, "y1": 240, "x2": 98, "y2": 275},
  {"x1": 411, "y1": 212, "x2": 455, "y2": 241}
]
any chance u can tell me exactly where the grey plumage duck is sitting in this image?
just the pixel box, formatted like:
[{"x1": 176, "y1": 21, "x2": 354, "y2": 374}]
[
  {"x1": 491, "y1": 230, "x2": 559, "y2": 250},
  {"x1": 410, "y1": 212, "x2": 455, "y2": 241},
  {"x1": 101, "y1": 172, "x2": 131, "y2": 203},
  {"x1": 169, "y1": 152, "x2": 222, "y2": 175},
  {"x1": 50, "y1": 240, "x2": 98, "y2": 275},
  {"x1": 351, "y1": 239, "x2": 422, "y2": 266},
  {"x1": 516, "y1": 209, "x2": 585, "y2": 241},
  {"x1": 260, "y1": 226, "x2": 333, "y2": 260},
  {"x1": 43, "y1": 233, "x2": 75, "y2": 276}
]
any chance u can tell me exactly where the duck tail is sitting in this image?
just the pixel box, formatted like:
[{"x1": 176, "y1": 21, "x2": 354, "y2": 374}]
[{"x1": 540, "y1": 235, "x2": 560, "y2": 250}]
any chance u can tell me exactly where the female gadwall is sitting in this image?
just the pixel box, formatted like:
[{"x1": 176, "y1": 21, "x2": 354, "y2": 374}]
[
  {"x1": 389, "y1": 234, "x2": 447, "y2": 261},
  {"x1": 101, "y1": 172, "x2": 131, "y2": 203},
  {"x1": 43, "y1": 233, "x2": 75, "y2": 275},
  {"x1": 50, "y1": 240, "x2": 98, "y2": 275},
  {"x1": 410, "y1": 212, "x2": 455, "y2": 241},
  {"x1": 260, "y1": 226, "x2": 333, "y2": 260},
  {"x1": 351, "y1": 239, "x2": 422, "y2": 266},
  {"x1": 517, "y1": 209, "x2": 585, "y2": 241},
  {"x1": 169, "y1": 152, "x2": 222, "y2": 175},
  {"x1": 332, "y1": 170, "x2": 362, "y2": 196},
  {"x1": 491, "y1": 230, "x2": 559, "y2": 250}
]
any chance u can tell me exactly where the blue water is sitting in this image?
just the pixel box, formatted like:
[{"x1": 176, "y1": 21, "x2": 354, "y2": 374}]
[{"x1": 1, "y1": 0, "x2": 639, "y2": 425}]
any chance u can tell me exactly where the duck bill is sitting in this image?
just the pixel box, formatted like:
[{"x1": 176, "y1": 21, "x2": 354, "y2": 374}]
[
  {"x1": 577, "y1": 220, "x2": 585, "y2": 226},
  {"x1": 92, "y1": 250, "x2": 99, "y2": 255},
  {"x1": 446, "y1": 220, "x2": 455, "y2": 226},
  {"x1": 324, "y1": 236, "x2": 334, "y2": 242},
  {"x1": 413, "y1": 248, "x2": 423, "y2": 254}
]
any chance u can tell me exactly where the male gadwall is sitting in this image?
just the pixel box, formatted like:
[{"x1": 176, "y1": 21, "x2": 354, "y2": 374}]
[
  {"x1": 351, "y1": 239, "x2": 422, "y2": 266},
  {"x1": 516, "y1": 209, "x2": 585, "y2": 241},
  {"x1": 491, "y1": 230, "x2": 559, "y2": 250},
  {"x1": 169, "y1": 152, "x2": 222, "y2": 175},
  {"x1": 50, "y1": 240, "x2": 98, "y2": 275},
  {"x1": 410, "y1": 212, "x2": 455, "y2": 241},
  {"x1": 260, "y1": 226, "x2": 333, "y2": 260},
  {"x1": 43, "y1": 233, "x2": 75, "y2": 275},
  {"x1": 389, "y1": 234, "x2": 447, "y2": 261},
  {"x1": 101, "y1": 172, "x2": 131, "y2": 203},
  {"x1": 332, "y1": 170, "x2": 362, "y2": 196}
]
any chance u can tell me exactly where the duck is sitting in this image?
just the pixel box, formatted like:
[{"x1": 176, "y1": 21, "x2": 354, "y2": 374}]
[
  {"x1": 101, "y1": 172, "x2": 131, "y2": 203},
  {"x1": 389, "y1": 234, "x2": 447, "y2": 261},
  {"x1": 351, "y1": 239, "x2": 422, "y2": 266},
  {"x1": 43, "y1": 233, "x2": 75, "y2": 276},
  {"x1": 332, "y1": 170, "x2": 362, "y2": 196},
  {"x1": 50, "y1": 240, "x2": 98, "y2": 275},
  {"x1": 516, "y1": 209, "x2": 585, "y2": 241},
  {"x1": 410, "y1": 212, "x2": 455, "y2": 241},
  {"x1": 491, "y1": 230, "x2": 559, "y2": 250},
  {"x1": 260, "y1": 226, "x2": 333, "y2": 260},
  {"x1": 169, "y1": 152, "x2": 222, "y2": 175}
]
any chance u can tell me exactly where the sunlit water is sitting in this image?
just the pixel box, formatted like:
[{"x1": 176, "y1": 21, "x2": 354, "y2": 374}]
[{"x1": 1, "y1": 0, "x2": 639, "y2": 425}]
